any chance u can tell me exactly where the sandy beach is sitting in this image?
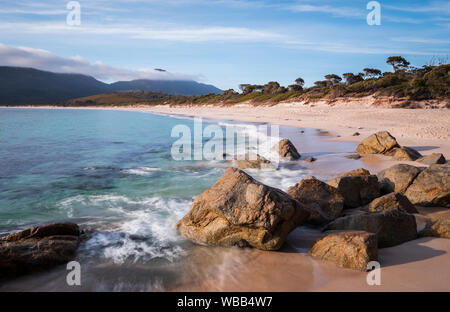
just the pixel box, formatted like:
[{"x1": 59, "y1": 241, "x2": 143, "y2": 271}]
[{"x1": 1, "y1": 104, "x2": 449, "y2": 292}]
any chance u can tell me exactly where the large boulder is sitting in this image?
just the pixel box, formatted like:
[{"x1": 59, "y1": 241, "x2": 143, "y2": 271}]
[
  {"x1": 417, "y1": 153, "x2": 446, "y2": 165},
  {"x1": 328, "y1": 175, "x2": 380, "y2": 208},
  {"x1": 420, "y1": 211, "x2": 450, "y2": 239},
  {"x1": 287, "y1": 177, "x2": 344, "y2": 225},
  {"x1": 272, "y1": 139, "x2": 301, "y2": 160},
  {"x1": 176, "y1": 168, "x2": 310, "y2": 251},
  {"x1": 386, "y1": 147, "x2": 422, "y2": 161},
  {"x1": 324, "y1": 210, "x2": 417, "y2": 248},
  {"x1": 404, "y1": 164, "x2": 450, "y2": 207},
  {"x1": 327, "y1": 168, "x2": 371, "y2": 188},
  {"x1": 377, "y1": 164, "x2": 422, "y2": 194},
  {"x1": 368, "y1": 192, "x2": 418, "y2": 214},
  {"x1": 0, "y1": 223, "x2": 80, "y2": 279},
  {"x1": 309, "y1": 231, "x2": 378, "y2": 271},
  {"x1": 356, "y1": 131, "x2": 399, "y2": 155},
  {"x1": 231, "y1": 153, "x2": 273, "y2": 170}
]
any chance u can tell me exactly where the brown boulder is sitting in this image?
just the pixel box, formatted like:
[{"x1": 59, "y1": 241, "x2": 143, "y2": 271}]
[
  {"x1": 356, "y1": 131, "x2": 399, "y2": 154},
  {"x1": 324, "y1": 210, "x2": 417, "y2": 248},
  {"x1": 386, "y1": 147, "x2": 422, "y2": 161},
  {"x1": 287, "y1": 177, "x2": 344, "y2": 225},
  {"x1": 377, "y1": 164, "x2": 422, "y2": 194},
  {"x1": 272, "y1": 139, "x2": 301, "y2": 160},
  {"x1": 328, "y1": 173, "x2": 380, "y2": 208},
  {"x1": 420, "y1": 211, "x2": 450, "y2": 239},
  {"x1": 417, "y1": 153, "x2": 446, "y2": 165},
  {"x1": 368, "y1": 192, "x2": 418, "y2": 214},
  {"x1": 309, "y1": 231, "x2": 378, "y2": 271},
  {"x1": 404, "y1": 164, "x2": 450, "y2": 207},
  {"x1": 0, "y1": 223, "x2": 80, "y2": 279},
  {"x1": 327, "y1": 168, "x2": 370, "y2": 188},
  {"x1": 231, "y1": 153, "x2": 274, "y2": 169},
  {"x1": 176, "y1": 168, "x2": 310, "y2": 250}
]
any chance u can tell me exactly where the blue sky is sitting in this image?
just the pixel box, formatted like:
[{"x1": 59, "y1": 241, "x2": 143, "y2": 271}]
[{"x1": 0, "y1": 0, "x2": 449, "y2": 90}]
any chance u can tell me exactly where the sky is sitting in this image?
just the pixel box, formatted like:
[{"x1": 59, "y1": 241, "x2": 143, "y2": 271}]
[{"x1": 0, "y1": 0, "x2": 449, "y2": 90}]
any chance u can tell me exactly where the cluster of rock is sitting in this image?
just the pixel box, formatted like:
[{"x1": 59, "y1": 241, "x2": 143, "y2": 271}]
[
  {"x1": 177, "y1": 161, "x2": 449, "y2": 271},
  {"x1": 356, "y1": 131, "x2": 447, "y2": 164},
  {"x1": 0, "y1": 223, "x2": 81, "y2": 279}
]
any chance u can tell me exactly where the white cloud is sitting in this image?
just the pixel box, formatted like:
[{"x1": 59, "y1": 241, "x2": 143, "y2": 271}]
[
  {"x1": 0, "y1": 43, "x2": 197, "y2": 81},
  {"x1": 289, "y1": 4, "x2": 363, "y2": 18}
]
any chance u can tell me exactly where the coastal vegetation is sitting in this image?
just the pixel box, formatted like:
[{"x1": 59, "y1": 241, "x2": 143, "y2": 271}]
[{"x1": 65, "y1": 56, "x2": 450, "y2": 108}]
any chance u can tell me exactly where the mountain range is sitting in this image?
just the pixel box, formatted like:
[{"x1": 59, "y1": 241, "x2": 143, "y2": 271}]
[{"x1": 0, "y1": 66, "x2": 222, "y2": 105}]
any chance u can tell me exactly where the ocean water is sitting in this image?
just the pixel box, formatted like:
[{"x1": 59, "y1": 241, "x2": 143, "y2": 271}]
[{"x1": 0, "y1": 108, "x2": 333, "y2": 290}]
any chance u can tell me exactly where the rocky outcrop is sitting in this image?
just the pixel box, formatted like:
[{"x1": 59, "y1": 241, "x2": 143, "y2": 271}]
[
  {"x1": 377, "y1": 164, "x2": 422, "y2": 194},
  {"x1": 287, "y1": 177, "x2": 344, "y2": 225},
  {"x1": 324, "y1": 210, "x2": 417, "y2": 248},
  {"x1": 231, "y1": 153, "x2": 273, "y2": 169},
  {"x1": 272, "y1": 139, "x2": 301, "y2": 160},
  {"x1": 404, "y1": 164, "x2": 450, "y2": 207},
  {"x1": 386, "y1": 147, "x2": 422, "y2": 161},
  {"x1": 417, "y1": 153, "x2": 446, "y2": 165},
  {"x1": 0, "y1": 223, "x2": 80, "y2": 279},
  {"x1": 309, "y1": 231, "x2": 378, "y2": 271},
  {"x1": 356, "y1": 131, "x2": 399, "y2": 154},
  {"x1": 420, "y1": 211, "x2": 450, "y2": 239},
  {"x1": 327, "y1": 169, "x2": 380, "y2": 208},
  {"x1": 176, "y1": 168, "x2": 310, "y2": 251},
  {"x1": 368, "y1": 192, "x2": 418, "y2": 214}
]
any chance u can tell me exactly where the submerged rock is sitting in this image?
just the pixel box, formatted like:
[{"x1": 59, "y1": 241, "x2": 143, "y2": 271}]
[
  {"x1": 417, "y1": 153, "x2": 446, "y2": 165},
  {"x1": 404, "y1": 164, "x2": 450, "y2": 207},
  {"x1": 386, "y1": 147, "x2": 422, "y2": 161},
  {"x1": 356, "y1": 131, "x2": 399, "y2": 155},
  {"x1": 0, "y1": 223, "x2": 80, "y2": 279},
  {"x1": 231, "y1": 153, "x2": 274, "y2": 169},
  {"x1": 176, "y1": 168, "x2": 310, "y2": 251},
  {"x1": 287, "y1": 177, "x2": 344, "y2": 225},
  {"x1": 368, "y1": 192, "x2": 418, "y2": 214},
  {"x1": 272, "y1": 139, "x2": 301, "y2": 160},
  {"x1": 304, "y1": 157, "x2": 317, "y2": 163},
  {"x1": 324, "y1": 210, "x2": 417, "y2": 248},
  {"x1": 345, "y1": 154, "x2": 362, "y2": 160},
  {"x1": 309, "y1": 231, "x2": 378, "y2": 271},
  {"x1": 377, "y1": 164, "x2": 422, "y2": 194}
]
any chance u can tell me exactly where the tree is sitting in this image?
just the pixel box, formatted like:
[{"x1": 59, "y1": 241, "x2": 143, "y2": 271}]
[
  {"x1": 343, "y1": 73, "x2": 364, "y2": 85},
  {"x1": 314, "y1": 80, "x2": 328, "y2": 88},
  {"x1": 288, "y1": 84, "x2": 303, "y2": 92},
  {"x1": 324, "y1": 74, "x2": 342, "y2": 86},
  {"x1": 239, "y1": 84, "x2": 250, "y2": 92},
  {"x1": 263, "y1": 81, "x2": 281, "y2": 94},
  {"x1": 387, "y1": 56, "x2": 410, "y2": 73},
  {"x1": 295, "y1": 77, "x2": 305, "y2": 87},
  {"x1": 363, "y1": 68, "x2": 382, "y2": 79},
  {"x1": 242, "y1": 84, "x2": 263, "y2": 95}
]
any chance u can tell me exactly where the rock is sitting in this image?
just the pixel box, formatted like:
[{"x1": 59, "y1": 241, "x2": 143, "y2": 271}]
[
  {"x1": 377, "y1": 164, "x2": 422, "y2": 194},
  {"x1": 356, "y1": 131, "x2": 399, "y2": 154},
  {"x1": 386, "y1": 147, "x2": 422, "y2": 161},
  {"x1": 404, "y1": 164, "x2": 450, "y2": 207},
  {"x1": 324, "y1": 210, "x2": 417, "y2": 248},
  {"x1": 176, "y1": 168, "x2": 310, "y2": 251},
  {"x1": 420, "y1": 211, "x2": 450, "y2": 239},
  {"x1": 352, "y1": 132, "x2": 360, "y2": 136},
  {"x1": 304, "y1": 157, "x2": 317, "y2": 163},
  {"x1": 345, "y1": 154, "x2": 361, "y2": 160},
  {"x1": 272, "y1": 139, "x2": 301, "y2": 160},
  {"x1": 309, "y1": 231, "x2": 378, "y2": 271},
  {"x1": 287, "y1": 177, "x2": 344, "y2": 225},
  {"x1": 231, "y1": 153, "x2": 273, "y2": 169},
  {"x1": 417, "y1": 153, "x2": 446, "y2": 165},
  {"x1": 0, "y1": 223, "x2": 80, "y2": 279},
  {"x1": 368, "y1": 192, "x2": 418, "y2": 214},
  {"x1": 327, "y1": 168, "x2": 371, "y2": 188}
]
